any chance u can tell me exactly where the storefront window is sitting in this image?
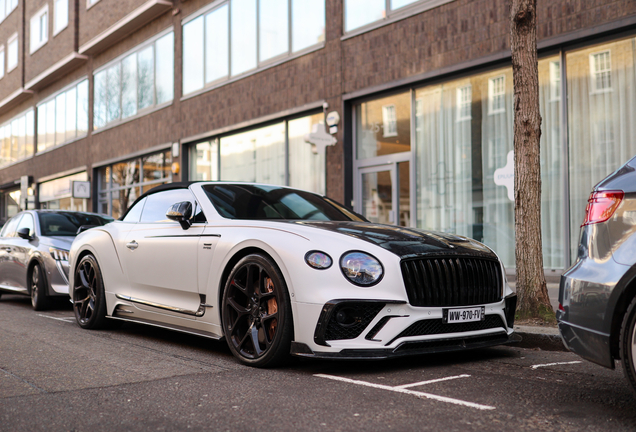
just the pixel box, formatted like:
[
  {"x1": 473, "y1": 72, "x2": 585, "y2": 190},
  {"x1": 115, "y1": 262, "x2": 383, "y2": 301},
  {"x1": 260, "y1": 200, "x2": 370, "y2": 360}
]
[
  {"x1": 190, "y1": 113, "x2": 326, "y2": 195},
  {"x1": 356, "y1": 92, "x2": 411, "y2": 159},
  {"x1": 39, "y1": 172, "x2": 89, "y2": 211},
  {"x1": 413, "y1": 57, "x2": 563, "y2": 269},
  {"x1": 98, "y1": 150, "x2": 172, "y2": 218},
  {"x1": 567, "y1": 37, "x2": 636, "y2": 260}
]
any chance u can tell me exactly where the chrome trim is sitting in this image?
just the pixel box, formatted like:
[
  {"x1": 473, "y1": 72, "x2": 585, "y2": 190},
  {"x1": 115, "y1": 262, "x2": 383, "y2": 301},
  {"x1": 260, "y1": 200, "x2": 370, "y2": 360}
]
[
  {"x1": 55, "y1": 260, "x2": 70, "y2": 285},
  {"x1": 0, "y1": 285, "x2": 29, "y2": 294},
  {"x1": 115, "y1": 293, "x2": 211, "y2": 317}
]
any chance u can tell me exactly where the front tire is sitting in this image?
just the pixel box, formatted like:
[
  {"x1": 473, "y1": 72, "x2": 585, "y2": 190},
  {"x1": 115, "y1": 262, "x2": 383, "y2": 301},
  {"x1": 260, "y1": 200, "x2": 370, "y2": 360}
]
[
  {"x1": 73, "y1": 254, "x2": 108, "y2": 329},
  {"x1": 222, "y1": 254, "x2": 293, "y2": 367},
  {"x1": 30, "y1": 263, "x2": 50, "y2": 311},
  {"x1": 620, "y1": 296, "x2": 636, "y2": 397}
]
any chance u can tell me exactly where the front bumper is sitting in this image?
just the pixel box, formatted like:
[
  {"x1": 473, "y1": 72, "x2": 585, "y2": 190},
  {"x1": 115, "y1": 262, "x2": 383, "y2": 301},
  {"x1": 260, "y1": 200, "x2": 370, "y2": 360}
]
[{"x1": 292, "y1": 293, "x2": 518, "y2": 359}]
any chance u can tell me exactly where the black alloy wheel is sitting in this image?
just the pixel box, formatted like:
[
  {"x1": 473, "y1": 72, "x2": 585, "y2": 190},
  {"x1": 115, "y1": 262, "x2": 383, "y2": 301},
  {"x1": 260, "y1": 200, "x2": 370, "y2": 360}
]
[
  {"x1": 621, "y1": 296, "x2": 636, "y2": 397},
  {"x1": 73, "y1": 254, "x2": 108, "y2": 329},
  {"x1": 30, "y1": 263, "x2": 50, "y2": 311},
  {"x1": 222, "y1": 254, "x2": 293, "y2": 367}
]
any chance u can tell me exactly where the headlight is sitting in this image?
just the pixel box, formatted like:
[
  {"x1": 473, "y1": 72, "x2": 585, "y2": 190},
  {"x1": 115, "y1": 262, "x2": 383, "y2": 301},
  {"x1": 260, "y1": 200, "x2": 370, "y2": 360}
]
[
  {"x1": 49, "y1": 247, "x2": 70, "y2": 261},
  {"x1": 305, "y1": 251, "x2": 333, "y2": 270},
  {"x1": 340, "y1": 251, "x2": 384, "y2": 286}
]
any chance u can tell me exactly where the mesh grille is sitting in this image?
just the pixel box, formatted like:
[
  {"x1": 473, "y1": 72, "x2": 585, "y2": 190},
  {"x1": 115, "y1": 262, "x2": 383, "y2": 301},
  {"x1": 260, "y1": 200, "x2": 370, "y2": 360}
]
[
  {"x1": 401, "y1": 256, "x2": 502, "y2": 307},
  {"x1": 390, "y1": 315, "x2": 506, "y2": 345},
  {"x1": 324, "y1": 303, "x2": 384, "y2": 341}
]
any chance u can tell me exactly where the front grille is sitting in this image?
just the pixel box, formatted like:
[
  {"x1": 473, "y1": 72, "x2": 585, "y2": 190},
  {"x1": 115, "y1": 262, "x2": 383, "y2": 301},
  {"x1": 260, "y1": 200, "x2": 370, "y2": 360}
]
[
  {"x1": 324, "y1": 303, "x2": 385, "y2": 341},
  {"x1": 401, "y1": 256, "x2": 502, "y2": 307}
]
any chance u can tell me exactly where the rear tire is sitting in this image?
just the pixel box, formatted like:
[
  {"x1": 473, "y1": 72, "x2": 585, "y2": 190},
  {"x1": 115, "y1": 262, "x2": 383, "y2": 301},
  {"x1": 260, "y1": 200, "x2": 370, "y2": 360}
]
[
  {"x1": 30, "y1": 263, "x2": 50, "y2": 311},
  {"x1": 73, "y1": 255, "x2": 108, "y2": 329},
  {"x1": 620, "y1": 296, "x2": 636, "y2": 397}
]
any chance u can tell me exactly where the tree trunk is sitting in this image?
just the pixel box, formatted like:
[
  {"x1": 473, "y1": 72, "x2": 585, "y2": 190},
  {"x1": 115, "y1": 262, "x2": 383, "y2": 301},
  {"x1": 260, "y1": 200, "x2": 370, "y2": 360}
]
[{"x1": 509, "y1": 0, "x2": 553, "y2": 320}]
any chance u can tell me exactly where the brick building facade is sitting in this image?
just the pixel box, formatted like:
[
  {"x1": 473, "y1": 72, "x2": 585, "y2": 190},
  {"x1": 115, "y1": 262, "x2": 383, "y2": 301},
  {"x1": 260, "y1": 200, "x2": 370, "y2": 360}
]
[{"x1": 0, "y1": 0, "x2": 635, "y2": 273}]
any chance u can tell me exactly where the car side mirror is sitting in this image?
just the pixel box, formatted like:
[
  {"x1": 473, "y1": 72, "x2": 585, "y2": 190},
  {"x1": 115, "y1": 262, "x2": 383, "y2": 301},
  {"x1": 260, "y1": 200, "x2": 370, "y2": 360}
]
[
  {"x1": 166, "y1": 201, "x2": 193, "y2": 230},
  {"x1": 17, "y1": 227, "x2": 33, "y2": 240}
]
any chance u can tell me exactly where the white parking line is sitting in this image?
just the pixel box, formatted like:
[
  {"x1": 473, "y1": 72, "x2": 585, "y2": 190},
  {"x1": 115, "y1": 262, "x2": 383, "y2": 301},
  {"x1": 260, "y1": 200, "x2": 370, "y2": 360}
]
[
  {"x1": 530, "y1": 361, "x2": 582, "y2": 369},
  {"x1": 315, "y1": 374, "x2": 495, "y2": 410},
  {"x1": 37, "y1": 314, "x2": 75, "y2": 323},
  {"x1": 395, "y1": 374, "x2": 471, "y2": 389}
]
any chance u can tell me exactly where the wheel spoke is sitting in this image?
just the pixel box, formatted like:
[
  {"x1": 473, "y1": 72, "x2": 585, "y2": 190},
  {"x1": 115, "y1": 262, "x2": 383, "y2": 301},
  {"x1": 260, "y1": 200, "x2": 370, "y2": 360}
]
[
  {"x1": 248, "y1": 323, "x2": 264, "y2": 357},
  {"x1": 79, "y1": 265, "x2": 90, "y2": 289},
  {"x1": 227, "y1": 297, "x2": 250, "y2": 316}
]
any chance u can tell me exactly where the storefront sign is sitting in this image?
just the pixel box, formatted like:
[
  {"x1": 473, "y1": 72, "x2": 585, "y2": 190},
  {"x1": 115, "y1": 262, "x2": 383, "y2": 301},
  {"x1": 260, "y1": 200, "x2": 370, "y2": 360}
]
[
  {"x1": 304, "y1": 123, "x2": 337, "y2": 156},
  {"x1": 72, "y1": 181, "x2": 91, "y2": 199},
  {"x1": 494, "y1": 151, "x2": 515, "y2": 201}
]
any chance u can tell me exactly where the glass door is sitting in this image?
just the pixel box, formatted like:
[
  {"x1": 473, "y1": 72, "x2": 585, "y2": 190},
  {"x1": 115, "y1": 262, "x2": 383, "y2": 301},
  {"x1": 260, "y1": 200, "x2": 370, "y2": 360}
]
[{"x1": 357, "y1": 160, "x2": 410, "y2": 226}]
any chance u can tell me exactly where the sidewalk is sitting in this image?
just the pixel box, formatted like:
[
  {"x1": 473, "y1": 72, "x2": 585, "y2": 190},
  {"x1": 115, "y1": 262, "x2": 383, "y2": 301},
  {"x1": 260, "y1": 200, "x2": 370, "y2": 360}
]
[{"x1": 510, "y1": 281, "x2": 566, "y2": 351}]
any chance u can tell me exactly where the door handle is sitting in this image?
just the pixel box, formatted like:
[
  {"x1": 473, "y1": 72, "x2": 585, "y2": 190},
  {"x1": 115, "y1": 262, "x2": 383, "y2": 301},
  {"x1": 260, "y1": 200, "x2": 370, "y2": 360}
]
[{"x1": 126, "y1": 240, "x2": 138, "y2": 250}]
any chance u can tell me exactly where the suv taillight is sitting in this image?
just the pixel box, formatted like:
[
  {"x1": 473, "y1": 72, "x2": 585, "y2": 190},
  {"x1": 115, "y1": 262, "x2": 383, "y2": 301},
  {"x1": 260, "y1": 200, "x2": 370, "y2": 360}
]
[{"x1": 582, "y1": 190, "x2": 624, "y2": 226}]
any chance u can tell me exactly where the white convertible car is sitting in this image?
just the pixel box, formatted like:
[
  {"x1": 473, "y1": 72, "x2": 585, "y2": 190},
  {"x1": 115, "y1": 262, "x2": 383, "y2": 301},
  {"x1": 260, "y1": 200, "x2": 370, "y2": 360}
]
[{"x1": 69, "y1": 182, "x2": 519, "y2": 367}]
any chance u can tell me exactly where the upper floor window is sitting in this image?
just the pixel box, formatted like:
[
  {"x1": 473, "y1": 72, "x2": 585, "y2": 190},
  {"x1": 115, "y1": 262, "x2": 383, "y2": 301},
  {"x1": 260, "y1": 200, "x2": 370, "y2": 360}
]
[
  {"x1": 37, "y1": 79, "x2": 89, "y2": 152},
  {"x1": 93, "y1": 30, "x2": 174, "y2": 130},
  {"x1": 0, "y1": 109, "x2": 35, "y2": 168},
  {"x1": 54, "y1": 0, "x2": 68, "y2": 34},
  {"x1": 456, "y1": 85, "x2": 472, "y2": 121},
  {"x1": 382, "y1": 105, "x2": 397, "y2": 137},
  {"x1": 87, "y1": 0, "x2": 100, "y2": 7},
  {"x1": 345, "y1": 0, "x2": 437, "y2": 33},
  {"x1": 0, "y1": 0, "x2": 19, "y2": 24},
  {"x1": 7, "y1": 33, "x2": 18, "y2": 72},
  {"x1": 30, "y1": 5, "x2": 49, "y2": 54},
  {"x1": 0, "y1": 46, "x2": 4, "y2": 79},
  {"x1": 590, "y1": 50, "x2": 612, "y2": 93},
  {"x1": 488, "y1": 75, "x2": 506, "y2": 115},
  {"x1": 182, "y1": 0, "x2": 325, "y2": 96}
]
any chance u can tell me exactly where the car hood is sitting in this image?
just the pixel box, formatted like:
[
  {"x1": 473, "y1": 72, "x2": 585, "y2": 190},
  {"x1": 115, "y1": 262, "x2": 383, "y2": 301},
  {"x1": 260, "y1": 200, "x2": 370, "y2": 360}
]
[{"x1": 286, "y1": 221, "x2": 498, "y2": 259}]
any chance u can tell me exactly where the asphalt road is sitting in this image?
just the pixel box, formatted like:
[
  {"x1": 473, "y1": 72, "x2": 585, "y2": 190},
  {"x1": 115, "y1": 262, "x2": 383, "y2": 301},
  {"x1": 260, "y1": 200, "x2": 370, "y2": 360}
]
[{"x1": 1, "y1": 294, "x2": 635, "y2": 432}]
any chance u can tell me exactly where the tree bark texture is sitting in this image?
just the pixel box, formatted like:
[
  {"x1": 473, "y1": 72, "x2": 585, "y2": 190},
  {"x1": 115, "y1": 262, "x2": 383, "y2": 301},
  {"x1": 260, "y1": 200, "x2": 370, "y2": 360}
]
[{"x1": 509, "y1": 0, "x2": 552, "y2": 318}]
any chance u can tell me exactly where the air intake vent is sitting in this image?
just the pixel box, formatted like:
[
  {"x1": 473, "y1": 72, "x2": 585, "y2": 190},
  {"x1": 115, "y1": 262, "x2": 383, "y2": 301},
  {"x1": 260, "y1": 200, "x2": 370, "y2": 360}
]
[{"x1": 401, "y1": 256, "x2": 502, "y2": 307}]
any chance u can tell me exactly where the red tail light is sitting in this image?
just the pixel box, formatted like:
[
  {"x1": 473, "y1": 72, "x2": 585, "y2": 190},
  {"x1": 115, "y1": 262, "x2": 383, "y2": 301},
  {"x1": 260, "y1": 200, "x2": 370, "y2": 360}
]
[{"x1": 581, "y1": 190, "x2": 624, "y2": 226}]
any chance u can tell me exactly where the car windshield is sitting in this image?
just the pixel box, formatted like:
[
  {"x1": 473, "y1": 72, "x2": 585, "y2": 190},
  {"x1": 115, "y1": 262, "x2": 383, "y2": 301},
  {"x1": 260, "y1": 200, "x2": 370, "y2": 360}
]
[
  {"x1": 38, "y1": 212, "x2": 113, "y2": 236},
  {"x1": 202, "y1": 184, "x2": 365, "y2": 221}
]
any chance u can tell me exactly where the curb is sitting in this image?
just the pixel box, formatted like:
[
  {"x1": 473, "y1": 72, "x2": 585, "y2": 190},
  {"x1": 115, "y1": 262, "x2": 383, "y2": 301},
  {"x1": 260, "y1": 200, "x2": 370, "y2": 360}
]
[{"x1": 513, "y1": 325, "x2": 567, "y2": 351}]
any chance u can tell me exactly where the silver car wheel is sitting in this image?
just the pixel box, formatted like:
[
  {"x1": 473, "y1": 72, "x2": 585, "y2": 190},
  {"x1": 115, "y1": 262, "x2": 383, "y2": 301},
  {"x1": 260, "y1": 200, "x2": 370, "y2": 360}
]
[{"x1": 30, "y1": 264, "x2": 49, "y2": 311}]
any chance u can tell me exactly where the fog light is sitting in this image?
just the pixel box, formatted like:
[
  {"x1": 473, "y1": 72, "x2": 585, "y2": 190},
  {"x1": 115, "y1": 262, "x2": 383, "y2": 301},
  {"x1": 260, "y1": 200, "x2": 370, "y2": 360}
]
[{"x1": 335, "y1": 308, "x2": 358, "y2": 327}]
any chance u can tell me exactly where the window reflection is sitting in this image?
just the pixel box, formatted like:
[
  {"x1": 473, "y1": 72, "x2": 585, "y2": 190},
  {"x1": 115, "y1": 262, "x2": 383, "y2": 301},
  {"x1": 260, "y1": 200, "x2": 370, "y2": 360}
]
[
  {"x1": 259, "y1": 0, "x2": 288, "y2": 62},
  {"x1": 0, "y1": 109, "x2": 34, "y2": 167},
  {"x1": 231, "y1": 0, "x2": 257, "y2": 75},
  {"x1": 37, "y1": 80, "x2": 88, "y2": 152},
  {"x1": 356, "y1": 92, "x2": 411, "y2": 159},
  {"x1": 345, "y1": 0, "x2": 384, "y2": 32}
]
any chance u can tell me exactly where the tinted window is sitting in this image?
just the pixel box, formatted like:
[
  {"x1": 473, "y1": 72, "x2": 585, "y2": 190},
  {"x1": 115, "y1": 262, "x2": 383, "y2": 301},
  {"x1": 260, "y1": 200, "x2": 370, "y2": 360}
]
[
  {"x1": 16, "y1": 213, "x2": 34, "y2": 237},
  {"x1": 38, "y1": 212, "x2": 113, "y2": 236},
  {"x1": 202, "y1": 184, "x2": 365, "y2": 221},
  {"x1": 140, "y1": 189, "x2": 205, "y2": 223}
]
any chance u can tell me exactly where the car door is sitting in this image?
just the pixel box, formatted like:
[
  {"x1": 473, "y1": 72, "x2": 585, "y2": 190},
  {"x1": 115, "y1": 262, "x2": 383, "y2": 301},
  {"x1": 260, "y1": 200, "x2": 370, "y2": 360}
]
[
  {"x1": 121, "y1": 188, "x2": 208, "y2": 317},
  {"x1": 7, "y1": 213, "x2": 36, "y2": 290},
  {"x1": 0, "y1": 214, "x2": 22, "y2": 291}
]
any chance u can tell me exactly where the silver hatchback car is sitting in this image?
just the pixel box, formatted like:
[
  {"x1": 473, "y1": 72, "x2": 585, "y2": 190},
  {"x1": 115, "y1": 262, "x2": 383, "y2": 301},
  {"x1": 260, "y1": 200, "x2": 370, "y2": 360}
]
[
  {"x1": 558, "y1": 155, "x2": 636, "y2": 396},
  {"x1": 0, "y1": 210, "x2": 113, "y2": 310}
]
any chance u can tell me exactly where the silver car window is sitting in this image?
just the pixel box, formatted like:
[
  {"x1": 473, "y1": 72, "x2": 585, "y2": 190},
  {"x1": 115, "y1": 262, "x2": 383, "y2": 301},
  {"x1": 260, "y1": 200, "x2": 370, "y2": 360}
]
[
  {"x1": 140, "y1": 189, "x2": 201, "y2": 223},
  {"x1": 16, "y1": 213, "x2": 34, "y2": 237},
  {"x1": 1, "y1": 214, "x2": 22, "y2": 238}
]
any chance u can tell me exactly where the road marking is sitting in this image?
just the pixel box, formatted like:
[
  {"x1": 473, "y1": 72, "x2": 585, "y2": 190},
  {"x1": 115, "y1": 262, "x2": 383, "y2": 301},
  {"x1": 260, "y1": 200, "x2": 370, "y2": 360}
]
[
  {"x1": 315, "y1": 374, "x2": 494, "y2": 410},
  {"x1": 395, "y1": 374, "x2": 471, "y2": 389},
  {"x1": 37, "y1": 314, "x2": 75, "y2": 323},
  {"x1": 531, "y1": 361, "x2": 582, "y2": 369}
]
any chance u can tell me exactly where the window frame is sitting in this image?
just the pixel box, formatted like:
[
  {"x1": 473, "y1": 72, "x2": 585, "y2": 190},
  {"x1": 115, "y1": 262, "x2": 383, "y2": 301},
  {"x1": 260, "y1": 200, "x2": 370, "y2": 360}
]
[
  {"x1": 92, "y1": 27, "x2": 175, "y2": 131},
  {"x1": 181, "y1": 0, "x2": 326, "y2": 98},
  {"x1": 342, "y1": 0, "x2": 454, "y2": 37},
  {"x1": 488, "y1": 75, "x2": 506, "y2": 115},
  {"x1": 0, "y1": 45, "x2": 5, "y2": 79},
  {"x1": 7, "y1": 32, "x2": 18, "y2": 72},
  {"x1": 36, "y1": 77, "x2": 90, "y2": 153},
  {"x1": 382, "y1": 104, "x2": 398, "y2": 137},
  {"x1": 54, "y1": 0, "x2": 69, "y2": 35},
  {"x1": 589, "y1": 50, "x2": 613, "y2": 94},
  {"x1": 30, "y1": 5, "x2": 49, "y2": 54}
]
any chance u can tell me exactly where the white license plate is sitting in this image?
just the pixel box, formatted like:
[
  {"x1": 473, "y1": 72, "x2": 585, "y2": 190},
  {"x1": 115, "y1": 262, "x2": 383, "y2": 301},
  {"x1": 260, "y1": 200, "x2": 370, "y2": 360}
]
[{"x1": 443, "y1": 306, "x2": 485, "y2": 323}]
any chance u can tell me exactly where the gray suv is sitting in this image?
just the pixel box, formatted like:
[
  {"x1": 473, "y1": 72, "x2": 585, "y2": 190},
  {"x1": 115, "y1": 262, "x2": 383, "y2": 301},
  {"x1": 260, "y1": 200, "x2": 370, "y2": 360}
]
[
  {"x1": 0, "y1": 210, "x2": 112, "y2": 310},
  {"x1": 558, "y1": 155, "x2": 636, "y2": 395}
]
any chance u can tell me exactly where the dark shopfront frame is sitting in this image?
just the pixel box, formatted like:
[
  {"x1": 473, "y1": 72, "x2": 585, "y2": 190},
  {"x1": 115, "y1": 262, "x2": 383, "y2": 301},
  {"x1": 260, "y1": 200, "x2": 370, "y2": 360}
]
[{"x1": 342, "y1": 18, "x2": 636, "y2": 274}]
